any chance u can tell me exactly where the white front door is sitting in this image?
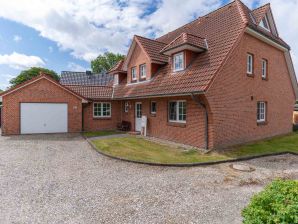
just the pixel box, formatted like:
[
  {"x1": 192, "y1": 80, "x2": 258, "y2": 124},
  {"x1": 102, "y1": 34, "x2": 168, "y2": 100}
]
[
  {"x1": 20, "y1": 103, "x2": 68, "y2": 134},
  {"x1": 135, "y1": 102, "x2": 142, "y2": 132}
]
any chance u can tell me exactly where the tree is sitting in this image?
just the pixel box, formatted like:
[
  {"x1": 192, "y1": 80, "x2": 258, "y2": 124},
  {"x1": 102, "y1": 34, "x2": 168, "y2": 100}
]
[
  {"x1": 9, "y1": 67, "x2": 59, "y2": 87},
  {"x1": 91, "y1": 52, "x2": 125, "y2": 73},
  {"x1": 0, "y1": 89, "x2": 3, "y2": 93}
]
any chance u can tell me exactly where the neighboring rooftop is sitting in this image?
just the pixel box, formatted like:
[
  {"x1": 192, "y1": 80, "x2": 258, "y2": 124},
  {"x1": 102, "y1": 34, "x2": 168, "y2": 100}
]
[{"x1": 60, "y1": 71, "x2": 113, "y2": 86}]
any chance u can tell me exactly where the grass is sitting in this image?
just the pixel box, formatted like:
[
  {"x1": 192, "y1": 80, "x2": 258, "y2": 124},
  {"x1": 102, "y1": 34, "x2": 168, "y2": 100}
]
[
  {"x1": 83, "y1": 130, "x2": 123, "y2": 138},
  {"x1": 91, "y1": 133, "x2": 298, "y2": 164}
]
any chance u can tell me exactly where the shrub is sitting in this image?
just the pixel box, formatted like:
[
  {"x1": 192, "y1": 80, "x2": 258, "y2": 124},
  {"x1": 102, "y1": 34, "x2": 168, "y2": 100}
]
[{"x1": 242, "y1": 179, "x2": 298, "y2": 224}]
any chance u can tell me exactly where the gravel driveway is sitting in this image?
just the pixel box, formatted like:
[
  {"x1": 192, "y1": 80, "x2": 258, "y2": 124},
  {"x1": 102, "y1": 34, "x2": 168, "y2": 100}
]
[{"x1": 0, "y1": 133, "x2": 297, "y2": 224}]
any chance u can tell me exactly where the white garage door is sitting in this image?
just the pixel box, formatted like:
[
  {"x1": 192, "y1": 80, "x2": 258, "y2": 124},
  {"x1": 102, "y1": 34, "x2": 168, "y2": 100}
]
[{"x1": 20, "y1": 103, "x2": 68, "y2": 134}]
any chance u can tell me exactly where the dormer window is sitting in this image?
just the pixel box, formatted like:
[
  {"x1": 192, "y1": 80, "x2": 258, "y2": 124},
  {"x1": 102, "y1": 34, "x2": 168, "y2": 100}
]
[
  {"x1": 140, "y1": 64, "x2": 146, "y2": 79},
  {"x1": 259, "y1": 16, "x2": 270, "y2": 32},
  {"x1": 113, "y1": 74, "x2": 119, "y2": 86},
  {"x1": 173, "y1": 52, "x2": 184, "y2": 72},
  {"x1": 131, "y1": 67, "x2": 137, "y2": 81}
]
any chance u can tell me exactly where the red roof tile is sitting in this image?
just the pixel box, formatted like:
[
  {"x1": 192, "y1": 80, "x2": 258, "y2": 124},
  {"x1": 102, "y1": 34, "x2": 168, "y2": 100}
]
[
  {"x1": 108, "y1": 59, "x2": 126, "y2": 74},
  {"x1": 252, "y1": 3, "x2": 270, "y2": 24},
  {"x1": 65, "y1": 85, "x2": 113, "y2": 100},
  {"x1": 160, "y1": 32, "x2": 207, "y2": 54},
  {"x1": 114, "y1": 1, "x2": 245, "y2": 98},
  {"x1": 134, "y1": 35, "x2": 168, "y2": 63}
]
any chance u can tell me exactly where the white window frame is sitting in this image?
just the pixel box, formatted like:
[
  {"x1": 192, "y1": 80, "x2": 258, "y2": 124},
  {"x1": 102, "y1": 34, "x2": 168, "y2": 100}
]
[
  {"x1": 131, "y1": 67, "x2": 137, "y2": 81},
  {"x1": 173, "y1": 52, "x2": 184, "y2": 72},
  {"x1": 93, "y1": 102, "x2": 111, "y2": 118},
  {"x1": 257, "y1": 101, "x2": 266, "y2": 123},
  {"x1": 262, "y1": 59, "x2": 267, "y2": 79},
  {"x1": 247, "y1": 53, "x2": 253, "y2": 75},
  {"x1": 140, "y1": 64, "x2": 146, "y2": 79},
  {"x1": 259, "y1": 16, "x2": 270, "y2": 32},
  {"x1": 168, "y1": 100, "x2": 186, "y2": 123},
  {"x1": 113, "y1": 74, "x2": 119, "y2": 86},
  {"x1": 150, "y1": 101, "x2": 157, "y2": 114}
]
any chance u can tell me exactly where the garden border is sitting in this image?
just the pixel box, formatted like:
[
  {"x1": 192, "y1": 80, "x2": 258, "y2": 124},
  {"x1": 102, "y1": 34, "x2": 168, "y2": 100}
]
[{"x1": 86, "y1": 138, "x2": 298, "y2": 167}]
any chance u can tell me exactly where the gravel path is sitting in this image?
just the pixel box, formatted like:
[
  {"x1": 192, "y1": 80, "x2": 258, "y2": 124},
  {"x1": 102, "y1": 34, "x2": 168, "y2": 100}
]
[{"x1": 0, "y1": 134, "x2": 297, "y2": 224}]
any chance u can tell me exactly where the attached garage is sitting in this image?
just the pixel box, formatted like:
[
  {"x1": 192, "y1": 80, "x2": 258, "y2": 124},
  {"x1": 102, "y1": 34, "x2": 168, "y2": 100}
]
[
  {"x1": 0, "y1": 74, "x2": 86, "y2": 135},
  {"x1": 20, "y1": 103, "x2": 68, "y2": 134}
]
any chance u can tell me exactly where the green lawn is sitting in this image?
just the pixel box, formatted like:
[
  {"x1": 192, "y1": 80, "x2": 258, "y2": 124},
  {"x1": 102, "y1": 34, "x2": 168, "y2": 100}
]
[
  {"x1": 91, "y1": 132, "x2": 298, "y2": 164},
  {"x1": 83, "y1": 130, "x2": 123, "y2": 138}
]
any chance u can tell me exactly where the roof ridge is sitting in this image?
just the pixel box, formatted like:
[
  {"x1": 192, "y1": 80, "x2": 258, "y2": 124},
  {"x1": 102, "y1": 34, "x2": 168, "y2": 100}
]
[
  {"x1": 252, "y1": 3, "x2": 270, "y2": 12},
  {"x1": 135, "y1": 35, "x2": 167, "y2": 44},
  {"x1": 156, "y1": 1, "x2": 237, "y2": 41}
]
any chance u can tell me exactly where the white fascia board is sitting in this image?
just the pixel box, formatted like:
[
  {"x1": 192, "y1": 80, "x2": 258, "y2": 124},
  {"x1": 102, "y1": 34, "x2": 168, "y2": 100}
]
[{"x1": 245, "y1": 27, "x2": 287, "y2": 52}]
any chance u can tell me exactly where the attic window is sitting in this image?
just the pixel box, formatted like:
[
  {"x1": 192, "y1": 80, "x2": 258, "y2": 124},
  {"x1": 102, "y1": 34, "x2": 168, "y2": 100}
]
[
  {"x1": 259, "y1": 16, "x2": 270, "y2": 32},
  {"x1": 173, "y1": 52, "x2": 184, "y2": 72}
]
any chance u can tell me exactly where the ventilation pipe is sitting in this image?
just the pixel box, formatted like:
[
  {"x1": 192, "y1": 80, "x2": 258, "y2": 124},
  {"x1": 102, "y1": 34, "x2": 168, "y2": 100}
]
[{"x1": 191, "y1": 93, "x2": 209, "y2": 150}]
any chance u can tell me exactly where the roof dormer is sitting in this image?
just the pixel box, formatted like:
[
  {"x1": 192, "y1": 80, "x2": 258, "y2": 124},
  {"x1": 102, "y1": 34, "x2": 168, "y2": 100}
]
[{"x1": 160, "y1": 33, "x2": 208, "y2": 56}]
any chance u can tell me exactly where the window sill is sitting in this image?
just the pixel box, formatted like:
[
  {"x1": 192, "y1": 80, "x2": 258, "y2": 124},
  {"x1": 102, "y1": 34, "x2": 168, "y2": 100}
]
[
  {"x1": 93, "y1": 117, "x2": 112, "y2": 120},
  {"x1": 262, "y1": 77, "x2": 268, "y2": 81},
  {"x1": 167, "y1": 122, "x2": 186, "y2": 128},
  {"x1": 139, "y1": 78, "x2": 146, "y2": 82},
  {"x1": 257, "y1": 121, "x2": 268, "y2": 126},
  {"x1": 131, "y1": 80, "x2": 137, "y2": 83},
  {"x1": 150, "y1": 113, "x2": 156, "y2": 117},
  {"x1": 247, "y1": 73, "x2": 254, "y2": 78}
]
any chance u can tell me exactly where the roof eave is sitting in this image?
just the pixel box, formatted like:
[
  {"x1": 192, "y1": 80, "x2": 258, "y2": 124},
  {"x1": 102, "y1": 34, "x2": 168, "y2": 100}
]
[{"x1": 161, "y1": 43, "x2": 207, "y2": 56}]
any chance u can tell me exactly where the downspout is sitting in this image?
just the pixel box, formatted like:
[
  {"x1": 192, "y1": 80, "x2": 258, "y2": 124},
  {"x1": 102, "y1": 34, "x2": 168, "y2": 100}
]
[{"x1": 190, "y1": 93, "x2": 209, "y2": 150}]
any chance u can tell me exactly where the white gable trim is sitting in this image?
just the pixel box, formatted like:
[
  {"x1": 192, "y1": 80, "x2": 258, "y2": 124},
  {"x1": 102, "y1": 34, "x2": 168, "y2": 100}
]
[{"x1": 1, "y1": 76, "x2": 88, "y2": 103}]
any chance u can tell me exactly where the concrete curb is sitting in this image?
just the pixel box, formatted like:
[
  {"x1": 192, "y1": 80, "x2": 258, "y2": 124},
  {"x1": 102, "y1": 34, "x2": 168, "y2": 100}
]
[{"x1": 86, "y1": 137, "x2": 298, "y2": 167}]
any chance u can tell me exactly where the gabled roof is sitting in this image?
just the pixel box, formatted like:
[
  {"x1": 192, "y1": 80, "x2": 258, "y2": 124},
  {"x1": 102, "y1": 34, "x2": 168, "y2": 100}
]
[
  {"x1": 252, "y1": 3, "x2": 270, "y2": 24},
  {"x1": 113, "y1": 0, "x2": 294, "y2": 99},
  {"x1": 65, "y1": 85, "x2": 113, "y2": 100},
  {"x1": 135, "y1": 35, "x2": 168, "y2": 63},
  {"x1": 0, "y1": 73, "x2": 87, "y2": 101},
  {"x1": 107, "y1": 59, "x2": 126, "y2": 74},
  {"x1": 60, "y1": 71, "x2": 113, "y2": 86},
  {"x1": 160, "y1": 32, "x2": 208, "y2": 55},
  {"x1": 123, "y1": 35, "x2": 168, "y2": 70},
  {"x1": 114, "y1": 0, "x2": 246, "y2": 98}
]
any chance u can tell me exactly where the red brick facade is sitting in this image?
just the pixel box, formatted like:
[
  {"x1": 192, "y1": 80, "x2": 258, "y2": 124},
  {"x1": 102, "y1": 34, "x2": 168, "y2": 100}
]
[
  {"x1": 1, "y1": 78, "x2": 83, "y2": 135},
  {"x1": 206, "y1": 33, "x2": 296, "y2": 148},
  {"x1": 120, "y1": 96, "x2": 208, "y2": 148},
  {"x1": 83, "y1": 101, "x2": 121, "y2": 132}
]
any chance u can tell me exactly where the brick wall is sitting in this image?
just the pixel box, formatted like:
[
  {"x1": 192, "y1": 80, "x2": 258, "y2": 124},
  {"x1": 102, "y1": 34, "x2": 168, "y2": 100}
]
[
  {"x1": 120, "y1": 96, "x2": 207, "y2": 148},
  {"x1": 2, "y1": 78, "x2": 82, "y2": 135},
  {"x1": 83, "y1": 101, "x2": 121, "y2": 131},
  {"x1": 127, "y1": 43, "x2": 151, "y2": 83},
  {"x1": 206, "y1": 33, "x2": 296, "y2": 148}
]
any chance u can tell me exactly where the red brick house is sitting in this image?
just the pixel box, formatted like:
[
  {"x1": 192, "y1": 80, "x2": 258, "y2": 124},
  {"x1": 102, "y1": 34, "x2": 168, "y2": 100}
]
[{"x1": 1, "y1": 0, "x2": 297, "y2": 149}]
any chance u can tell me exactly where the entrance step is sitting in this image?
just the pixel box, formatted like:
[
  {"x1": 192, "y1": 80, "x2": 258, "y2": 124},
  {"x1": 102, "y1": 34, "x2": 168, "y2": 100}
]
[{"x1": 128, "y1": 131, "x2": 141, "y2": 135}]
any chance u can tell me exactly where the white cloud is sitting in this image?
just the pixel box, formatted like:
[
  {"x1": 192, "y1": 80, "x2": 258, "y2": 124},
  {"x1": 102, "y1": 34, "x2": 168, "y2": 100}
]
[
  {"x1": 67, "y1": 62, "x2": 88, "y2": 71},
  {"x1": 13, "y1": 35, "x2": 22, "y2": 42},
  {"x1": 0, "y1": 52, "x2": 45, "y2": 69},
  {"x1": 0, "y1": 0, "x2": 297, "y2": 79},
  {"x1": 0, "y1": 74, "x2": 16, "y2": 90},
  {"x1": 0, "y1": 0, "x2": 221, "y2": 61}
]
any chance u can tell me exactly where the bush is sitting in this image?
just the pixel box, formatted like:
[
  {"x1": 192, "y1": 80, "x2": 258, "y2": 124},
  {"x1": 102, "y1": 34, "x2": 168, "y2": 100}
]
[{"x1": 242, "y1": 180, "x2": 298, "y2": 224}]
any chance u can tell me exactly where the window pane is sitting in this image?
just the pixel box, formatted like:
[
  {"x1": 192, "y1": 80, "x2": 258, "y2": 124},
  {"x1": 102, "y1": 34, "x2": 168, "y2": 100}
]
[
  {"x1": 151, "y1": 102, "x2": 156, "y2": 113},
  {"x1": 178, "y1": 101, "x2": 186, "y2": 121},
  {"x1": 169, "y1": 102, "x2": 177, "y2": 121}
]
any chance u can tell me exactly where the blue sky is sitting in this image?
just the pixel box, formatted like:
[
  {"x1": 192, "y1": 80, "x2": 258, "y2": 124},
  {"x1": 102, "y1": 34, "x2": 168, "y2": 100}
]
[{"x1": 0, "y1": 0, "x2": 297, "y2": 90}]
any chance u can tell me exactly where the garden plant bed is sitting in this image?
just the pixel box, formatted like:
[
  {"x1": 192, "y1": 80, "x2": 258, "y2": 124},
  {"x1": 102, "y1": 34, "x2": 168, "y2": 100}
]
[{"x1": 90, "y1": 133, "x2": 298, "y2": 166}]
